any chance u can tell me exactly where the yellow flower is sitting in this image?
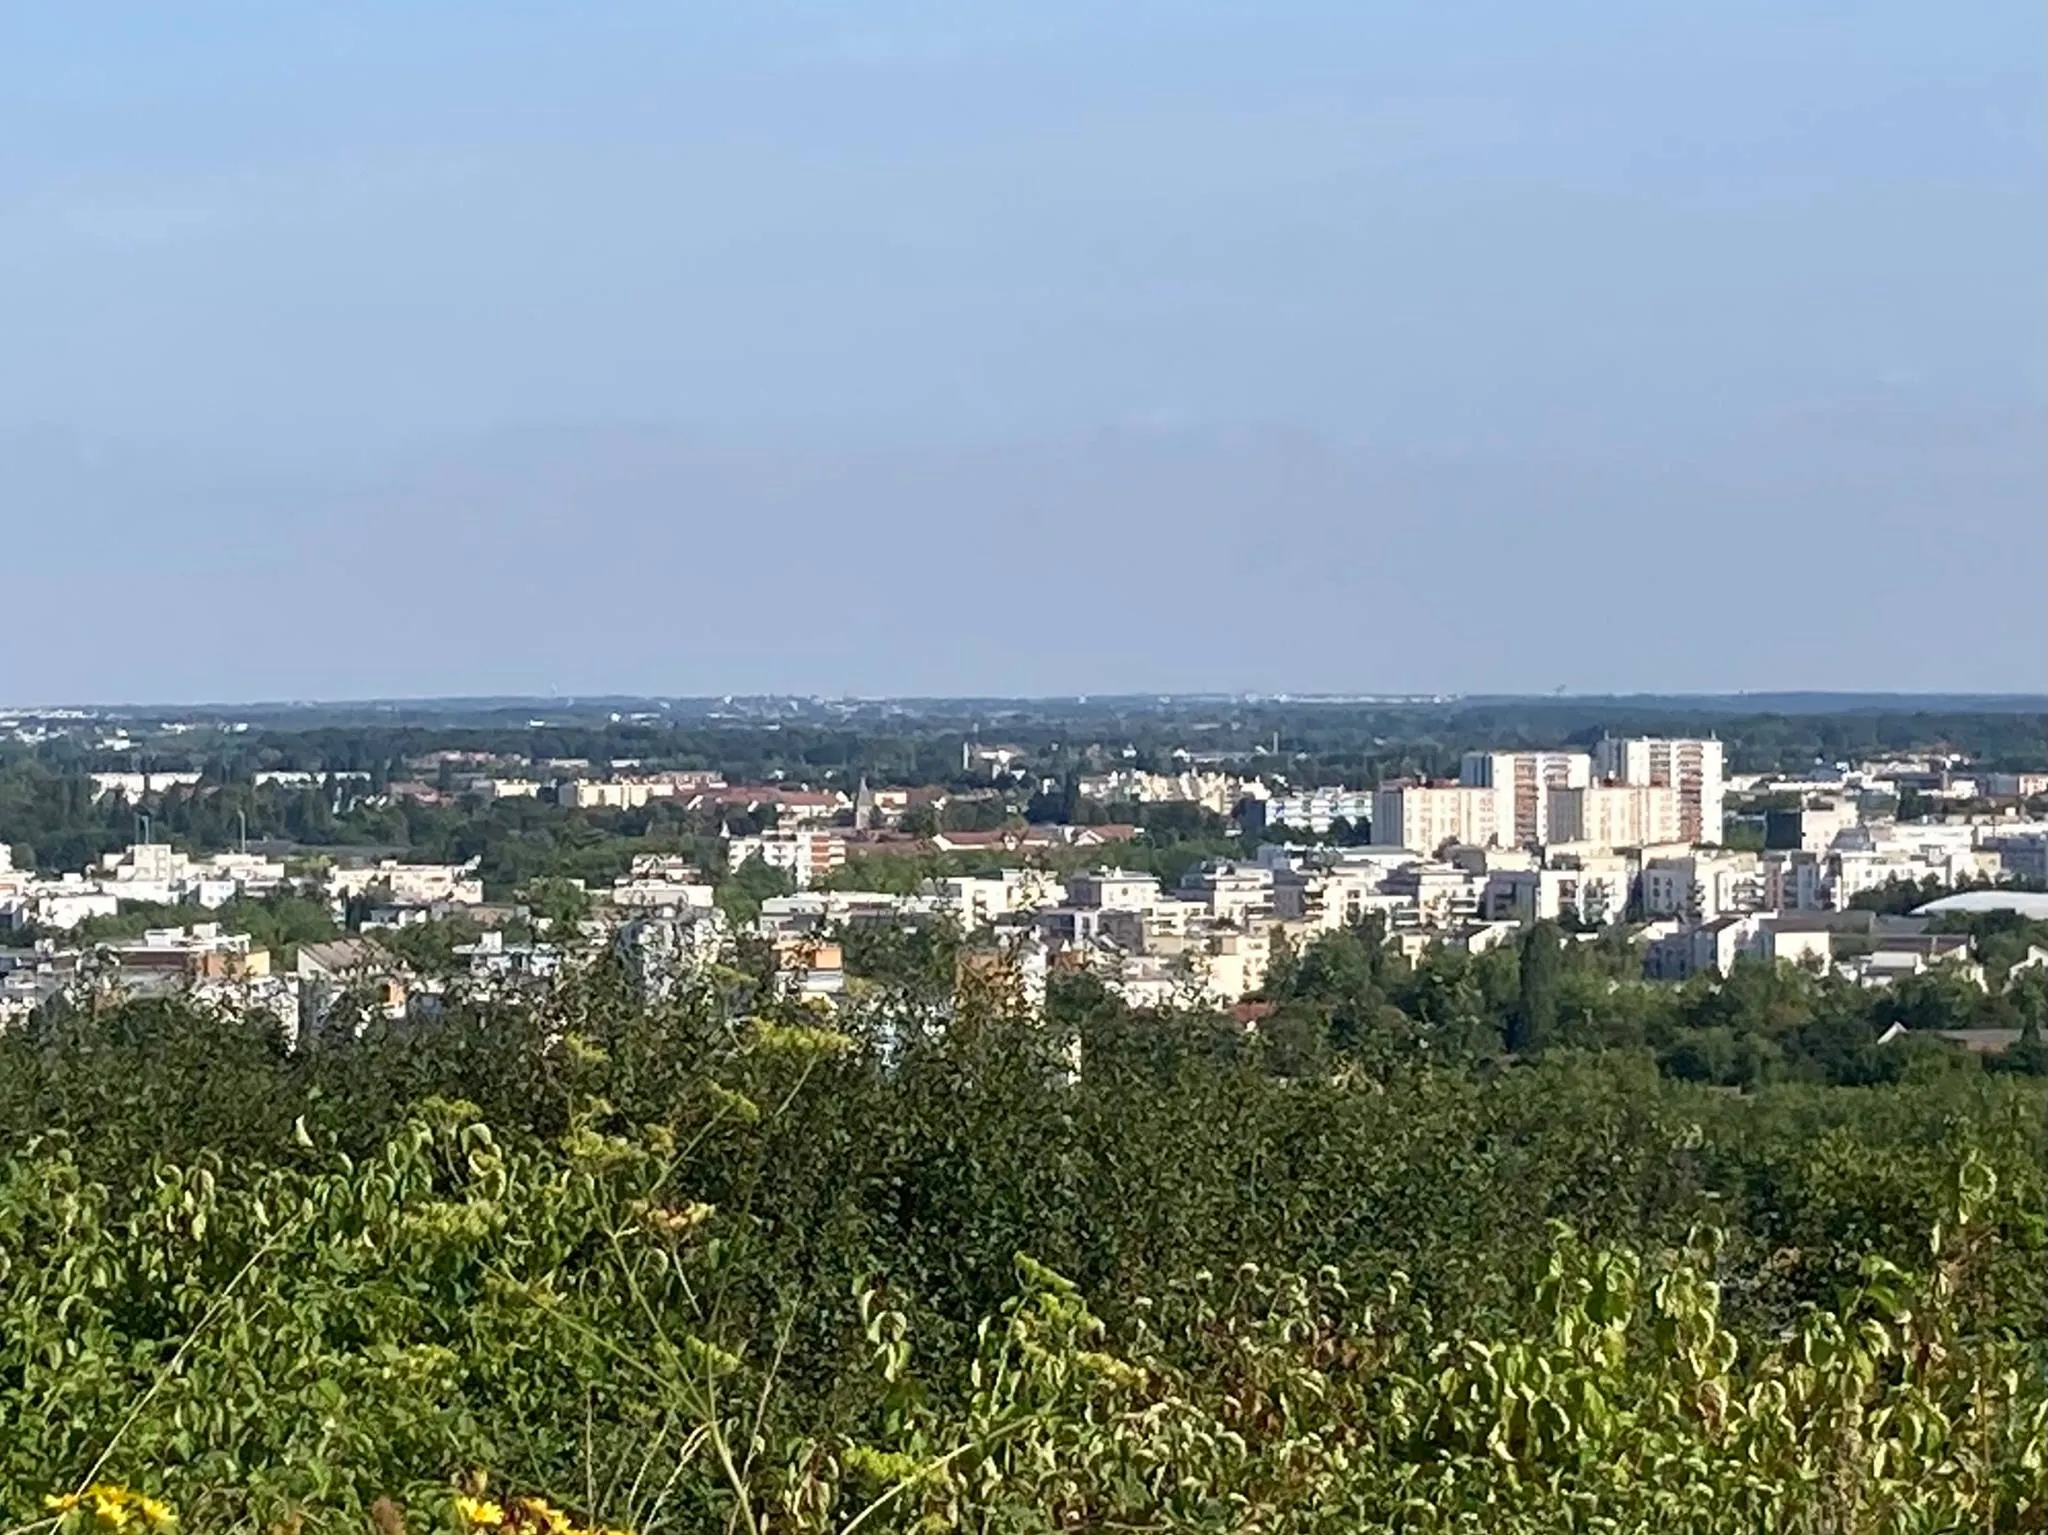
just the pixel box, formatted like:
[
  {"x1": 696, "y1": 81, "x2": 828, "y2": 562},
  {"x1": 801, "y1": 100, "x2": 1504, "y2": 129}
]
[
  {"x1": 510, "y1": 1498, "x2": 572, "y2": 1535},
  {"x1": 42, "y1": 1487, "x2": 176, "y2": 1534},
  {"x1": 455, "y1": 1497, "x2": 506, "y2": 1529}
]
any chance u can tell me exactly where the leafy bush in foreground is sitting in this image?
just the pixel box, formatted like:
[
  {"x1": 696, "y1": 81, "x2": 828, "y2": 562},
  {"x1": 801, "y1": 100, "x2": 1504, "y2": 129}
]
[{"x1": 0, "y1": 980, "x2": 2043, "y2": 1531}]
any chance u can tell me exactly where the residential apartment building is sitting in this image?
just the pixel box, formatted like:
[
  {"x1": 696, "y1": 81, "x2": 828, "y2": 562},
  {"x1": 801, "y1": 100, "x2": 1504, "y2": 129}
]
[
  {"x1": 1762, "y1": 840, "x2": 2000, "y2": 912},
  {"x1": 767, "y1": 936, "x2": 845, "y2": 1003},
  {"x1": 1457, "y1": 751, "x2": 1592, "y2": 845},
  {"x1": 468, "y1": 777, "x2": 543, "y2": 800},
  {"x1": 1761, "y1": 850, "x2": 1827, "y2": 912},
  {"x1": 105, "y1": 923, "x2": 270, "y2": 981},
  {"x1": 1546, "y1": 783, "x2": 1682, "y2": 850},
  {"x1": 89, "y1": 771, "x2": 204, "y2": 802},
  {"x1": 1195, "y1": 928, "x2": 1272, "y2": 1001},
  {"x1": 1371, "y1": 782, "x2": 1502, "y2": 853},
  {"x1": 1985, "y1": 773, "x2": 2048, "y2": 799},
  {"x1": 930, "y1": 869, "x2": 1066, "y2": 928},
  {"x1": 608, "y1": 868, "x2": 717, "y2": 912},
  {"x1": 1594, "y1": 737, "x2": 1726, "y2": 845},
  {"x1": 1076, "y1": 770, "x2": 1244, "y2": 815},
  {"x1": 1480, "y1": 860, "x2": 1630, "y2": 927},
  {"x1": 555, "y1": 778, "x2": 679, "y2": 811},
  {"x1": 1641, "y1": 851, "x2": 1767, "y2": 923},
  {"x1": 1067, "y1": 870, "x2": 1165, "y2": 911},
  {"x1": 13, "y1": 877, "x2": 119, "y2": 931},
  {"x1": 1642, "y1": 915, "x2": 1832, "y2": 981},
  {"x1": 1244, "y1": 787, "x2": 1375, "y2": 836},
  {"x1": 1174, "y1": 862, "x2": 1277, "y2": 925},
  {"x1": 1378, "y1": 860, "x2": 1483, "y2": 926},
  {"x1": 1273, "y1": 863, "x2": 1406, "y2": 930},
  {"x1": 1764, "y1": 799, "x2": 1861, "y2": 853},
  {"x1": 726, "y1": 830, "x2": 846, "y2": 889},
  {"x1": 1983, "y1": 832, "x2": 2048, "y2": 882},
  {"x1": 92, "y1": 844, "x2": 286, "y2": 909},
  {"x1": 326, "y1": 859, "x2": 485, "y2": 908}
]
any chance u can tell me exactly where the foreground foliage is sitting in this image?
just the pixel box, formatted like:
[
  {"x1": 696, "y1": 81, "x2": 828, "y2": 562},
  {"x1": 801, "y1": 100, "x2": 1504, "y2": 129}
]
[{"x1": 1, "y1": 972, "x2": 2044, "y2": 1531}]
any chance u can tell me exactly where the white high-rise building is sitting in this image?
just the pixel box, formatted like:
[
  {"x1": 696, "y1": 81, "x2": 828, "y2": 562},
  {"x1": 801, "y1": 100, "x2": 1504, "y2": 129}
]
[
  {"x1": 1371, "y1": 781, "x2": 1503, "y2": 853},
  {"x1": 1594, "y1": 737, "x2": 1726, "y2": 845},
  {"x1": 1458, "y1": 751, "x2": 1593, "y2": 845},
  {"x1": 1547, "y1": 784, "x2": 1682, "y2": 850}
]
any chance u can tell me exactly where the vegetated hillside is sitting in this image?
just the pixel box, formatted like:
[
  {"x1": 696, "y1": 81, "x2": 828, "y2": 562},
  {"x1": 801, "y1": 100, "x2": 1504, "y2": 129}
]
[{"x1": 1, "y1": 962, "x2": 2044, "y2": 1533}]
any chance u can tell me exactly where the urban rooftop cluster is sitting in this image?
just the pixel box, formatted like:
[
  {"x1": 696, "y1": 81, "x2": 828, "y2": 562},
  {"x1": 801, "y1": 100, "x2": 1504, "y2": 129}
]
[{"x1": 5, "y1": 732, "x2": 2045, "y2": 1047}]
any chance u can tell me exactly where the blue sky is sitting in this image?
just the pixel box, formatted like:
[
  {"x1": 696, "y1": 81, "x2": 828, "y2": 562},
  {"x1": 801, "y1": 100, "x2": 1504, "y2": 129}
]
[{"x1": 3, "y1": 2, "x2": 2041, "y2": 701}]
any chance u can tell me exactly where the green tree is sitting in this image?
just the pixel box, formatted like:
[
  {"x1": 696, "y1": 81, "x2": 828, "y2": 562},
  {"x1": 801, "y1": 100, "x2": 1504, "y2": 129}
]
[
  {"x1": 1510, "y1": 920, "x2": 1562, "y2": 1054},
  {"x1": 524, "y1": 876, "x2": 592, "y2": 933},
  {"x1": 715, "y1": 857, "x2": 795, "y2": 928}
]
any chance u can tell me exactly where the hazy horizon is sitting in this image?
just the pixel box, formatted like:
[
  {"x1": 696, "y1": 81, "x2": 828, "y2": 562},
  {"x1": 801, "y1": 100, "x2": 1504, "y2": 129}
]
[
  {"x1": 8, "y1": 688, "x2": 2045, "y2": 717},
  {"x1": 8, "y1": 3, "x2": 2042, "y2": 700}
]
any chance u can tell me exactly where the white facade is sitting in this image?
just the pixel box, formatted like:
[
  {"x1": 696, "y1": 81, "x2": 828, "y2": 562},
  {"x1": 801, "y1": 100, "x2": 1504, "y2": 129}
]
[
  {"x1": 1546, "y1": 784, "x2": 1682, "y2": 850},
  {"x1": 930, "y1": 868, "x2": 1065, "y2": 928},
  {"x1": 556, "y1": 778, "x2": 680, "y2": 810},
  {"x1": 326, "y1": 860, "x2": 485, "y2": 907},
  {"x1": 1066, "y1": 870, "x2": 1165, "y2": 911},
  {"x1": 1594, "y1": 737, "x2": 1726, "y2": 845},
  {"x1": 1642, "y1": 851, "x2": 1766, "y2": 922},
  {"x1": 1458, "y1": 751, "x2": 1592, "y2": 845},
  {"x1": 1254, "y1": 787, "x2": 1375, "y2": 836},
  {"x1": 1077, "y1": 770, "x2": 1246, "y2": 815},
  {"x1": 22, "y1": 885, "x2": 121, "y2": 931},
  {"x1": 471, "y1": 778, "x2": 543, "y2": 800},
  {"x1": 1761, "y1": 840, "x2": 1997, "y2": 912},
  {"x1": 726, "y1": 830, "x2": 846, "y2": 889},
  {"x1": 609, "y1": 877, "x2": 718, "y2": 911},
  {"x1": 1379, "y1": 861, "x2": 1483, "y2": 925},
  {"x1": 1481, "y1": 861, "x2": 1629, "y2": 926},
  {"x1": 89, "y1": 772, "x2": 204, "y2": 802},
  {"x1": 1175, "y1": 862, "x2": 1277, "y2": 925},
  {"x1": 1372, "y1": 783, "x2": 1503, "y2": 853},
  {"x1": 1769, "y1": 799, "x2": 1861, "y2": 853}
]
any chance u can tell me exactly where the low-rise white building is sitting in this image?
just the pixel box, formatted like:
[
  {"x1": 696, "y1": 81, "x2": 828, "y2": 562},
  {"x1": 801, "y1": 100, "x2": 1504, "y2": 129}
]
[
  {"x1": 931, "y1": 868, "x2": 1065, "y2": 927},
  {"x1": 453, "y1": 930, "x2": 564, "y2": 984},
  {"x1": 1641, "y1": 851, "x2": 1766, "y2": 923},
  {"x1": 1379, "y1": 861, "x2": 1483, "y2": 926},
  {"x1": 726, "y1": 830, "x2": 846, "y2": 889},
  {"x1": 1067, "y1": 870, "x2": 1165, "y2": 911},
  {"x1": 1246, "y1": 787, "x2": 1374, "y2": 836},
  {"x1": 326, "y1": 859, "x2": 485, "y2": 908},
  {"x1": 1481, "y1": 860, "x2": 1630, "y2": 927},
  {"x1": 1175, "y1": 862, "x2": 1276, "y2": 925},
  {"x1": 89, "y1": 771, "x2": 204, "y2": 802},
  {"x1": 556, "y1": 778, "x2": 681, "y2": 811}
]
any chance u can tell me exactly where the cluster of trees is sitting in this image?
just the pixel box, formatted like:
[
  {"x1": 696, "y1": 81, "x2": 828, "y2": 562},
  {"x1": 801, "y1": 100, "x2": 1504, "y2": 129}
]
[
  {"x1": 11, "y1": 699, "x2": 2044, "y2": 872},
  {"x1": 0, "y1": 961, "x2": 2042, "y2": 1531},
  {"x1": 63, "y1": 892, "x2": 344, "y2": 961},
  {"x1": 827, "y1": 905, "x2": 2048, "y2": 1087},
  {"x1": 1245, "y1": 917, "x2": 2048, "y2": 1086}
]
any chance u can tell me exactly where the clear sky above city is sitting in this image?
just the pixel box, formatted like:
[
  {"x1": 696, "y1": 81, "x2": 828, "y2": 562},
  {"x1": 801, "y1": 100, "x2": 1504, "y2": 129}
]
[{"x1": 4, "y1": 2, "x2": 2042, "y2": 703}]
